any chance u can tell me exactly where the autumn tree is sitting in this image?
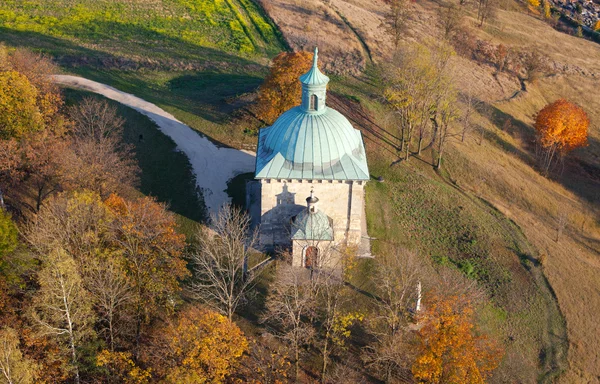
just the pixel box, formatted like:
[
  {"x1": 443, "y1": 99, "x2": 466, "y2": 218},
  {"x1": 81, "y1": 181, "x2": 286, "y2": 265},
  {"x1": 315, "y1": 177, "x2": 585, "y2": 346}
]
[
  {"x1": 412, "y1": 292, "x2": 503, "y2": 383},
  {"x1": 363, "y1": 248, "x2": 422, "y2": 382},
  {"x1": 384, "y1": 0, "x2": 412, "y2": 48},
  {"x1": 0, "y1": 70, "x2": 44, "y2": 140},
  {"x1": 25, "y1": 191, "x2": 110, "y2": 260},
  {"x1": 254, "y1": 51, "x2": 313, "y2": 125},
  {"x1": 96, "y1": 350, "x2": 151, "y2": 384},
  {"x1": 381, "y1": 42, "x2": 456, "y2": 161},
  {"x1": 104, "y1": 194, "x2": 188, "y2": 352},
  {"x1": 30, "y1": 249, "x2": 96, "y2": 384},
  {"x1": 0, "y1": 327, "x2": 39, "y2": 384},
  {"x1": 142, "y1": 306, "x2": 248, "y2": 383},
  {"x1": 83, "y1": 254, "x2": 134, "y2": 352},
  {"x1": 189, "y1": 205, "x2": 261, "y2": 321},
  {"x1": 534, "y1": 99, "x2": 589, "y2": 174},
  {"x1": 263, "y1": 258, "x2": 318, "y2": 381},
  {"x1": 62, "y1": 98, "x2": 138, "y2": 197},
  {"x1": 0, "y1": 210, "x2": 17, "y2": 260}
]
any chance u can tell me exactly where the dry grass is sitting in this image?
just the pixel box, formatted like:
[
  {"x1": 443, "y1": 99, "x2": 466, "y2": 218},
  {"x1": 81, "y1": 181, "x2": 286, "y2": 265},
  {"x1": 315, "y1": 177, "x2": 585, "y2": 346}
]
[{"x1": 262, "y1": 0, "x2": 600, "y2": 381}]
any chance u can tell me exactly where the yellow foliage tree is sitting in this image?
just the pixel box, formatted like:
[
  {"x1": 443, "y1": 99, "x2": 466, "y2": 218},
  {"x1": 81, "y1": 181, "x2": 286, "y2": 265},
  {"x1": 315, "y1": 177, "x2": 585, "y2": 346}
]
[
  {"x1": 254, "y1": 51, "x2": 313, "y2": 125},
  {"x1": 412, "y1": 293, "x2": 503, "y2": 383},
  {"x1": 97, "y1": 350, "x2": 152, "y2": 384},
  {"x1": 594, "y1": 20, "x2": 600, "y2": 31},
  {"x1": 0, "y1": 70, "x2": 44, "y2": 139},
  {"x1": 143, "y1": 306, "x2": 248, "y2": 383}
]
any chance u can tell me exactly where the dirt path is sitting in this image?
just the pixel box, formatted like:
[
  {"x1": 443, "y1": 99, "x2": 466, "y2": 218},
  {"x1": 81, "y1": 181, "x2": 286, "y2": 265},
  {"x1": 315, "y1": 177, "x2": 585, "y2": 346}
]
[{"x1": 53, "y1": 75, "x2": 256, "y2": 215}]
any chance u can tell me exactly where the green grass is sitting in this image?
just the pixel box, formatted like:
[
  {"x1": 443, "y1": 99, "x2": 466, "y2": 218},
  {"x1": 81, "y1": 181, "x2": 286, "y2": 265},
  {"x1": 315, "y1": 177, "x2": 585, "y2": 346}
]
[
  {"x1": 363, "y1": 152, "x2": 566, "y2": 382},
  {"x1": 63, "y1": 88, "x2": 206, "y2": 233},
  {"x1": 0, "y1": 0, "x2": 283, "y2": 58}
]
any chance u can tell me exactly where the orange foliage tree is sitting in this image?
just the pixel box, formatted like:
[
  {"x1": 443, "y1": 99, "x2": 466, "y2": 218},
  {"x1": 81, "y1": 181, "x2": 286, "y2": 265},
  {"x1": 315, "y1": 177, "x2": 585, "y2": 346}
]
[
  {"x1": 253, "y1": 51, "x2": 313, "y2": 125},
  {"x1": 534, "y1": 98, "x2": 589, "y2": 174},
  {"x1": 142, "y1": 306, "x2": 248, "y2": 383},
  {"x1": 104, "y1": 194, "x2": 188, "y2": 348},
  {"x1": 412, "y1": 293, "x2": 503, "y2": 383}
]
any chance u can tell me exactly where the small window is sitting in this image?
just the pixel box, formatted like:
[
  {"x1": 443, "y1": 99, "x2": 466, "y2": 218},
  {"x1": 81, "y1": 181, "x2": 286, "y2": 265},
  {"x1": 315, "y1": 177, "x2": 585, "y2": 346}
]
[{"x1": 309, "y1": 94, "x2": 318, "y2": 111}]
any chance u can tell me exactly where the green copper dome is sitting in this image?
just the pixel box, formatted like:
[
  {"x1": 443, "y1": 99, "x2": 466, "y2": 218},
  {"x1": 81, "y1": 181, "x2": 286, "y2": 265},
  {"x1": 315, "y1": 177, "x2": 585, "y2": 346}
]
[{"x1": 255, "y1": 48, "x2": 369, "y2": 181}]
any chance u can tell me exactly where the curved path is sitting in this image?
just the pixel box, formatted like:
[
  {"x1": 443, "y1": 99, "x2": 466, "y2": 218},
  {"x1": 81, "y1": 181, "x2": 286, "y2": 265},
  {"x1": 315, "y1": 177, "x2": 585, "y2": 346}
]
[{"x1": 53, "y1": 75, "x2": 256, "y2": 215}]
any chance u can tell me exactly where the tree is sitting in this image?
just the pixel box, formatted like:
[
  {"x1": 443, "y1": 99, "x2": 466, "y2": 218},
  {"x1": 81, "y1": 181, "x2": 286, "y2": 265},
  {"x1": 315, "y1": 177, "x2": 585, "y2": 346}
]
[
  {"x1": 439, "y1": 4, "x2": 464, "y2": 40},
  {"x1": 0, "y1": 71, "x2": 44, "y2": 140},
  {"x1": 315, "y1": 276, "x2": 363, "y2": 382},
  {"x1": 104, "y1": 194, "x2": 188, "y2": 352},
  {"x1": 142, "y1": 306, "x2": 248, "y2": 383},
  {"x1": 0, "y1": 327, "x2": 39, "y2": 384},
  {"x1": 61, "y1": 98, "x2": 139, "y2": 198},
  {"x1": 30, "y1": 249, "x2": 96, "y2": 384},
  {"x1": 476, "y1": 0, "x2": 496, "y2": 27},
  {"x1": 189, "y1": 206, "x2": 261, "y2": 321},
  {"x1": 384, "y1": 0, "x2": 412, "y2": 48},
  {"x1": 412, "y1": 292, "x2": 503, "y2": 383},
  {"x1": 594, "y1": 20, "x2": 600, "y2": 32},
  {"x1": 96, "y1": 350, "x2": 151, "y2": 384},
  {"x1": 534, "y1": 99, "x2": 589, "y2": 174},
  {"x1": 254, "y1": 51, "x2": 313, "y2": 125},
  {"x1": 263, "y1": 259, "x2": 318, "y2": 381},
  {"x1": 363, "y1": 248, "x2": 422, "y2": 382},
  {"x1": 83, "y1": 253, "x2": 134, "y2": 352},
  {"x1": 0, "y1": 211, "x2": 17, "y2": 259},
  {"x1": 25, "y1": 190, "x2": 111, "y2": 260},
  {"x1": 381, "y1": 42, "x2": 456, "y2": 162}
]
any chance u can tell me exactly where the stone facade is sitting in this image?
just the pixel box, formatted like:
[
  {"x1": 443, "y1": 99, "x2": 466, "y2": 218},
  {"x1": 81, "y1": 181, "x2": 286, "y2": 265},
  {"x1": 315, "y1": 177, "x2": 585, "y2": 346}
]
[{"x1": 259, "y1": 178, "x2": 365, "y2": 261}]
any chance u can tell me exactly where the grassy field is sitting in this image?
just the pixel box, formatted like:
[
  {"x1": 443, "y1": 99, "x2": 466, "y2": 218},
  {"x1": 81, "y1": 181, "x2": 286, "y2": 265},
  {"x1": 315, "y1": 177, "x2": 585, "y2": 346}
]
[{"x1": 0, "y1": 0, "x2": 285, "y2": 147}]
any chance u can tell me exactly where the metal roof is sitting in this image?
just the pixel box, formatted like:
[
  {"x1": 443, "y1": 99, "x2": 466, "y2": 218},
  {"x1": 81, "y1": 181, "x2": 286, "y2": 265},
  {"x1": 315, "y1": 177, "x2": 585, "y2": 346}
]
[
  {"x1": 291, "y1": 209, "x2": 334, "y2": 241},
  {"x1": 255, "y1": 107, "x2": 369, "y2": 180},
  {"x1": 255, "y1": 48, "x2": 369, "y2": 181}
]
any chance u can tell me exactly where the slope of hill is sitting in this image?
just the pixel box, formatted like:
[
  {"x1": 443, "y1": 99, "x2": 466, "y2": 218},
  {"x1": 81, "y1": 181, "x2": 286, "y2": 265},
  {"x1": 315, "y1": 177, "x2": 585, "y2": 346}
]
[
  {"x1": 258, "y1": 0, "x2": 600, "y2": 381},
  {"x1": 1, "y1": 0, "x2": 599, "y2": 382}
]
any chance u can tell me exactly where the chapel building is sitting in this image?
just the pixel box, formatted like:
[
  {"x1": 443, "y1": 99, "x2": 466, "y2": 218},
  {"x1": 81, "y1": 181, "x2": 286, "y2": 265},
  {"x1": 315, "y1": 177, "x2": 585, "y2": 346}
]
[{"x1": 254, "y1": 48, "x2": 369, "y2": 268}]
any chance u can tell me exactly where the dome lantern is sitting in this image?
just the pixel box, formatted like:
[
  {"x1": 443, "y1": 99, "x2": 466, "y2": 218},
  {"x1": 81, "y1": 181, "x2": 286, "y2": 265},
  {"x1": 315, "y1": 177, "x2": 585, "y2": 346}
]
[{"x1": 299, "y1": 47, "x2": 329, "y2": 114}]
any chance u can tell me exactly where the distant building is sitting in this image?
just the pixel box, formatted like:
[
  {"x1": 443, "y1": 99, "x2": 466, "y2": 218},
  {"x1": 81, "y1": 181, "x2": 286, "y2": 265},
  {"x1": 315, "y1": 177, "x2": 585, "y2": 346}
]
[{"x1": 254, "y1": 48, "x2": 369, "y2": 268}]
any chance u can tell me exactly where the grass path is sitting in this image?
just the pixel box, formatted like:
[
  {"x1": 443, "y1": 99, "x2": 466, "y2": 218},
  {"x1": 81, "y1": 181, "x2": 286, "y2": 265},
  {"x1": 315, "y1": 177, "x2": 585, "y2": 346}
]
[{"x1": 54, "y1": 75, "x2": 256, "y2": 214}]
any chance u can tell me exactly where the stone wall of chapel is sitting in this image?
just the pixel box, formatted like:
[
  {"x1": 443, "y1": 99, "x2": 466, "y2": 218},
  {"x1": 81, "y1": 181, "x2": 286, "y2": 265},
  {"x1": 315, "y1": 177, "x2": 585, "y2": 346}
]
[{"x1": 259, "y1": 179, "x2": 364, "y2": 250}]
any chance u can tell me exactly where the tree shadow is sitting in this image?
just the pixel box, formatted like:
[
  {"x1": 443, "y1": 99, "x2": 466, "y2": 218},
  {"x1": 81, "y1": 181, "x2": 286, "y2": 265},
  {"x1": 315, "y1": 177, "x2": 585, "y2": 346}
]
[{"x1": 479, "y1": 100, "x2": 600, "y2": 208}]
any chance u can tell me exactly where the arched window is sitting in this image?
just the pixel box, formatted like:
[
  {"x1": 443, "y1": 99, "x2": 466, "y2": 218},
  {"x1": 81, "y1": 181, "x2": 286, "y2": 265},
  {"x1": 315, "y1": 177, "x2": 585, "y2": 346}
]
[
  {"x1": 309, "y1": 94, "x2": 318, "y2": 111},
  {"x1": 304, "y1": 246, "x2": 318, "y2": 269}
]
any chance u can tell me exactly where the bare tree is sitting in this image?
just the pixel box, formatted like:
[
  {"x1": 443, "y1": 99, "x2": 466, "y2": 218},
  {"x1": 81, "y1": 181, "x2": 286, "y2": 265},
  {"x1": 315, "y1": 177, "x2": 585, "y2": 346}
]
[
  {"x1": 62, "y1": 98, "x2": 138, "y2": 197},
  {"x1": 383, "y1": 0, "x2": 412, "y2": 48},
  {"x1": 439, "y1": 4, "x2": 464, "y2": 40},
  {"x1": 555, "y1": 206, "x2": 569, "y2": 242},
  {"x1": 477, "y1": 0, "x2": 496, "y2": 27},
  {"x1": 189, "y1": 205, "x2": 261, "y2": 321},
  {"x1": 459, "y1": 89, "x2": 483, "y2": 142},
  {"x1": 363, "y1": 248, "x2": 422, "y2": 382},
  {"x1": 69, "y1": 97, "x2": 125, "y2": 142},
  {"x1": 263, "y1": 259, "x2": 318, "y2": 381},
  {"x1": 82, "y1": 254, "x2": 134, "y2": 351}
]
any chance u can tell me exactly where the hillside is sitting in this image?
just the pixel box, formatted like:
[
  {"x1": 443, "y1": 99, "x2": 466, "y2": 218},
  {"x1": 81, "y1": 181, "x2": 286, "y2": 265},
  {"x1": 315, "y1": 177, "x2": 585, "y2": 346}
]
[
  {"x1": 1, "y1": 0, "x2": 599, "y2": 382},
  {"x1": 257, "y1": 0, "x2": 600, "y2": 381}
]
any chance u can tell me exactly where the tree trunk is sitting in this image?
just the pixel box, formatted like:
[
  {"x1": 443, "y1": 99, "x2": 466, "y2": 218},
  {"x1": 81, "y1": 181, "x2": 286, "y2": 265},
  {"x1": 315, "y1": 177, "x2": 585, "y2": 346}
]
[{"x1": 417, "y1": 135, "x2": 423, "y2": 156}]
